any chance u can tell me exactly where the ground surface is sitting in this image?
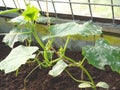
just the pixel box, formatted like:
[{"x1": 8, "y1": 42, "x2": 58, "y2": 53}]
[{"x1": 0, "y1": 36, "x2": 120, "y2": 90}]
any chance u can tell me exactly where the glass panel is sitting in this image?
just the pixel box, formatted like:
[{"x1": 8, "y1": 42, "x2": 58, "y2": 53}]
[
  {"x1": 71, "y1": 0, "x2": 88, "y2": 3},
  {"x1": 31, "y1": 1, "x2": 40, "y2": 10},
  {"x1": 114, "y1": 7, "x2": 120, "y2": 19},
  {"x1": 0, "y1": 0, "x2": 4, "y2": 7},
  {"x1": 53, "y1": 0, "x2": 69, "y2": 2},
  {"x1": 39, "y1": 2, "x2": 54, "y2": 12},
  {"x1": 90, "y1": 0, "x2": 111, "y2": 4},
  {"x1": 113, "y1": 0, "x2": 120, "y2": 5},
  {"x1": 2, "y1": 0, "x2": 16, "y2": 8},
  {"x1": 72, "y1": 4, "x2": 90, "y2": 16},
  {"x1": 54, "y1": 3, "x2": 71, "y2": 14},
  {"x1": 15, "y1": 0, "x2": 26, "y2": 9},
  {"x1": 91, "y1": 5, "x2": 112, "y2": 18}
]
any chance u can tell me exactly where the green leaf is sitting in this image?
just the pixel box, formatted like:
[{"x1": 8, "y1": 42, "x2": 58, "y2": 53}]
[
  {"x1": 3, "y1": 27, "x2": 31, "y2": 48},
  {"x1": 96, "y1": 82, "x2": 109, "y2": 89},
  {"x1": 36, "y1": 16, "x2": 56, "y2": 24},
  {"x1": 49, "y1": 60, "x2": 68, "y2": 77},
  {"x1": 9, "y1": 16, "x2": 28, "y2": 25},
  {"x1": 22, "y1": 5, "x2": 40, "y2": 21},
  {"x1": 78, "y1": 83, "x2": 92, "y2": 88},
  {"x1": 82, "y1": 38, "x2": 120, "y2": 73},
  {"x1": 42, "y1": 21, "x2": 102, "y2": 40},
  {"x1": 0, "y1": 45, "x2": 38, "y2": 73},
  {"x1": 0, "y1": 9, "x2": 19, "y2": 15}
]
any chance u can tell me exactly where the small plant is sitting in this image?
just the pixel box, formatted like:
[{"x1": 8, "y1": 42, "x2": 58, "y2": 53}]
[{"x1": 0, "y1": 1, "x2": 120, "y2": 90}]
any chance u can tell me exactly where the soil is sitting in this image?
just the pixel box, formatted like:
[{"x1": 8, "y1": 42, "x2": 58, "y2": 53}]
[{"x1": 0, "y1": 36, "x2": 120, "y2": 90}]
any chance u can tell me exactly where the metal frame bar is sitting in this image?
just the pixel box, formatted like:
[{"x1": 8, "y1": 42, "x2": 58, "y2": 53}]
[
  {"x1": 0, "y1": 0, "x2": 120, "y2": 24},
  {"x1": 36, "y1": 0, "x2": 42, "y2": 10},
  {"x1": 38, "y1": 0, "x2": 120, "y2": 7},
  {"x1": 2, "y1": 0, "x2": 7, "y2": 9},
  {"x1": 36, "y1": 0, "x2": 44, "y2": 15},
  {"x1": 51, "y1": 0, "x2": 57, "y2": 18},
  {"x1": 111, "y1": 0, "x2": 115, "y2": 24},
  {"x1": 69, "y1": 0, "x2": 74, "y2": 20},
  {"x1": 13, "y1": 0, "x2": 17, "y2": 8},
  {"x1": 88, "y1": 0, "x2": 93, "y2": 21}
]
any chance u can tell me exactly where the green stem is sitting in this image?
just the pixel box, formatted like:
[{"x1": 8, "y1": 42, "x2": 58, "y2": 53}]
[
  {"x1": 44, "y1": 50, "x2": 50, "y2": 65},
  {"x1": 31, "y1": 22, "x2": 45, "y2": 50},
  {"x1": 35, "y1": 58, "x2": 48, "y2": 68},
  {"x1": 15, "y1": 68, "x2": 19, "y2": 77},
  {"x1": 63, "y1": 55, "x2": 76, "y2": 63},
  {"x1": 63, "y1": 55, "x2": 96, "y2": 90},
  {"x1": 63, "y1": 36, "x2": 70, "y2": 53},
  {"x1": 80, "y1": 57, "x2": 86, "y2": 65},
  {"x1": 24, "y1": 65, "x2": 40, "y2": 87},
  {"x1": 79, "y1": 65, "x2": 96, "y2": 90},
  {"x1": 65, "y1": 69, "x2": 92, "y2": 84},
  {"x1": 80, "y1": 57, "x2": 86, "y2": 83},
  {"x1": 51, "y1": 57, "x2": 62, "y2": 64},
  {"x1": 24, "y1": 65, "x2": 40, "y2": 81}
]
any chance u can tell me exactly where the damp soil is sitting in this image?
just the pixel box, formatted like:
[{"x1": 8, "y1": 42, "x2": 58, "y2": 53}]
[{"x1": 0, "y1": 36, "x2": 120, "y2": 90}]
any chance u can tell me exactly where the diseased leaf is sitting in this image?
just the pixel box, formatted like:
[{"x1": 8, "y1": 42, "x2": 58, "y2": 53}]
[
  {"x1": 96, "y1": 82, "x2": 109, "y2": 89},
  {"x1": 78, "y1": 83, "x2": 92, "y2": 88},
  {"x1": 9, "y1": 16, "x2": 28, "y2": 25},
  {"x1": 82, "y1": 38, "x2": 120, "y2": 73},
  {"x1": 42, "y1": 21, "x2": 102, "y2": 40},
  {"x1": 3, "y1": 27, "x2": 31, "y2": 48},
  {"x1": 36, "y1": 16, "x2": 56, "y2": 24},
  {"x1": 0, "y1": 45, "x2": 38, "y2": 73},
  {"x1": 49, "y1": 60, "x2": 68, "y2": 77}
]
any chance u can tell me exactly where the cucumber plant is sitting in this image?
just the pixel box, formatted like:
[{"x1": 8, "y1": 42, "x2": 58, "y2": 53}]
[{"x1": 0, "y1": 2, "x2": 120, "y2": 90}]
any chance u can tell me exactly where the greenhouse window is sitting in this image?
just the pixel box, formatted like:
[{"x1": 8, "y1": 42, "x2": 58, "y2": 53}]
[{"x1": 0, "y1": 0, "x2": 120, "y2": 24}]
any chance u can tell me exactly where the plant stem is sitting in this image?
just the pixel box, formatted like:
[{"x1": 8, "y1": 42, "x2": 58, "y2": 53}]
[
  {"x1": 63, "y1": 36, "x2": 70, "y2": 54},
  {"x1": 79, "y1": 65, "x2": 96, "y2": 90},
  {"x1": 44, "y1": 50, "x2": 50, "y2": 65},
  {"x1": 51, "y1": 57, "x2": 62, "y2": 64},
  {"x1": 80, "y1": 57, "x2": 86, "y2": 82},
  {"x1": 63, "y1": 56, "x2": 96, "y2": 90},
  {"x1": 65, "y1": 69, "x2": 92, "y2": 84},
  {"x1": 80, "y1": 57, "x2": 86, "y2": 65},
  {"x1": 46, "y1": 0, "x2": 50, "y2": 26},
  {"x1": 80, "y1": 58, "x2": 85, "y2": 84},
  {"x1": 24, "y1": 65, "x2": 40, "y2": 88},
  {"x1": 31, "y1": 22, "x2": 45, "y2": 50},
  {"x1": 63, "y1": 55, "x2": 76, "y2": 63}
]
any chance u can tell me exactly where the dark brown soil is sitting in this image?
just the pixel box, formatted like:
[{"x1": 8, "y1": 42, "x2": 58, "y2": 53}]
[{"x1": 0, "y1": 36, "x2": 120, "y2": 90}]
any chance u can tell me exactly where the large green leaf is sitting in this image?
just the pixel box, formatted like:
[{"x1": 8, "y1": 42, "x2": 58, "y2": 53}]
[
  {"x1": 0, "y1": 45, "x2": 38, "y2": 73},
  {"x1": 3, "y1": 27, "x2": 31, "y2": 48},
  {"x1": 49, "y1": 60, "x2": 68, "y2": 77},
  {"x1": 82, "y1": 39, "x2": 120, "y2": 73},
  {"x1": 42, "y1": 21, "x2": 102, "y2": 40}
]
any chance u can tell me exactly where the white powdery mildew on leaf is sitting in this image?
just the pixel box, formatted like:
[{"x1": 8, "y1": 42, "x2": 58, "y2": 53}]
[{"x1": 0, "y1": 45, "x2": 38, "y2": 73}]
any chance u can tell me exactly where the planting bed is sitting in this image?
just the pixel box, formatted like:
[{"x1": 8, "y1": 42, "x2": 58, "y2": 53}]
[{"x1": 0, "y1": 36, "x2": 120, "y2": 90}]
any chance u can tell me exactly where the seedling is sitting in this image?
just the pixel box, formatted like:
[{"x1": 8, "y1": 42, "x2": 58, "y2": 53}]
[{"x1": 0, "y1": 1, "x2": 120, "y2": 90}]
